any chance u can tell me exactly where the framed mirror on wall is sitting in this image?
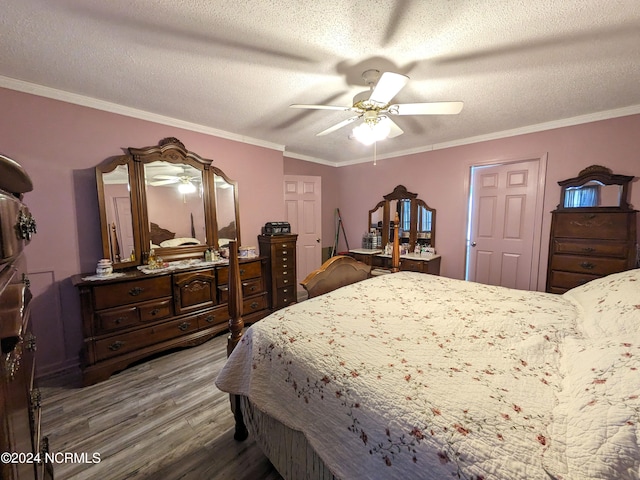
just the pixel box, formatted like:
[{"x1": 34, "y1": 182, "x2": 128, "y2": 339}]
[{"x1": 96, "y1": 138, "x2": 241, "y2": 269}]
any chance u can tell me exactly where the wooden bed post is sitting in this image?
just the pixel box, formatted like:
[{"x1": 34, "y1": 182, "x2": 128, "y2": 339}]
[
  {"x1": 391, "y1": 212, "x2": 400, "y2": 272},
  {"x1": 226, "y1": 240, "x2": 249, "y2": 441},
  {"x1": 227, "y1": 240, "x2": 244, "y2": 356}
]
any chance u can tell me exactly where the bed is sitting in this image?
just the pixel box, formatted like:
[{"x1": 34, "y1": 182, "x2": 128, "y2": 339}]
[{"x1": 216, "y1": 245, "x2": 640, "y2": 479}]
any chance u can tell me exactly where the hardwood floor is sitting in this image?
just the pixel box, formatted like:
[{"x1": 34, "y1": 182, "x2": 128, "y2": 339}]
[{"x1": 40, "y1": 333, "x2": 283, "y2": 480}]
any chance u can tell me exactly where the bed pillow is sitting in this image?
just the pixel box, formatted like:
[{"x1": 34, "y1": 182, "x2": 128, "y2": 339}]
[
  {"x1": 563, "y1": 268, "x2": 640, "y2": 338},
  {"x1": 159, "y1": 237, "x2": 201, "y2": 247},
  {"x1": 551, "y1": 336, "x2": 640, "y2": 480}
]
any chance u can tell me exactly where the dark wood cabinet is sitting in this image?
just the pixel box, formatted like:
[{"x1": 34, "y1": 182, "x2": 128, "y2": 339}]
[
  {"x1": 73, "y1": 257, "x2": 269, "y2": 385},
  {"x1": 546, "y1": 165, "x2": 638, "y2": 293},
  {"x1": 258, "y1": 234, "x2": 298, "y2": 311},
  {"x1": 0, "y1": 155, "x2": 53, "y2": 479},
  {"x1": 546, "y1": 210, "x2": 637, "y2": 293}
]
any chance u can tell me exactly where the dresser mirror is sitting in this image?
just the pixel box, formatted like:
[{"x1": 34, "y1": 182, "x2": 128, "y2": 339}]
[
  {"x1": 96, "y1": 138, "x2": 241, "y2": 269},
  {"x1": 558, "y1": 165, "x2": 633, "y2": 210},
  {"x1": 367, "y1": 185, "x2": 436, "y2": 251}
]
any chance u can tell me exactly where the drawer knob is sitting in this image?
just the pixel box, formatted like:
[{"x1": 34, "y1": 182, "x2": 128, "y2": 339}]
[
  {"x1": 283, "y1": 279, "x2": 288, "y2": 283},
  {"x1": 150, "y1": 308, "x2": 160, "y2": 316},
  {"x1": 128, "y1": 287, "x2": 144, "y2": 296},
  {"x1": 250, "y1": 302, "x2": 259, "y2": 310},
  {"x1": 581, "y1": 247, "x2": 595, "y2": 253},
  {"x1": 25, "y1": 332, "x2": 37, "y2": 352},
  {"x1": 108, "y1": 341, "x2": 124, "y2": 351},
  {"x1": 205, "y1": 315, "x2": 215, "y2": 323},
  {"x1": 580, "y1": 262, "x2": 595, "y2": 270},
  {"x1": 178, "y1": 322, "x2": 191, "y2": 331},
  {"x1": 239, "y1": 268, "x2": 245, "y2": 275}
]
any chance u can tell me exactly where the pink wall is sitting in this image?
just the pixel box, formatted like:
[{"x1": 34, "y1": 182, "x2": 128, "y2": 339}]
[
  {"x1": 0, "y1": 87, "x2": 284, "y2": 376},
  {"x1": 334, "y1": 115, "x2": 640, "y2": 287},
  {"x1": 2, "y1": 84, "x2": 638, "y2": 377}
]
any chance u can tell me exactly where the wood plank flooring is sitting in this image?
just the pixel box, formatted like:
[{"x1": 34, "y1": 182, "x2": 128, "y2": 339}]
[{"x1": 39, "y1": 334, "x2": 283, "y2": 480}]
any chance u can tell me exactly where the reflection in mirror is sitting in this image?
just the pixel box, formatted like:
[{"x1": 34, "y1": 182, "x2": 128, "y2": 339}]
[
  {"x1": 213, "y1": 174, "x2": 237, "y2": 247},
  {"x1": 417, "y1": 204, "x2": 433, "y2": 246},
  {"x1": 398, "y1": 199, "x2": 411, "y2": 240},
  {"x1": 101, "y1": 164, "x2": 136, "y2": 263},
  {"x1": 369, "y1": 202, "x2": 384, "y2": 232},
  {"x1": 563, "y1": 181, "x2": 623, "y2": 208},
  {"x1": 144, "y1": 161, "x2": 206, "y2": 249}
]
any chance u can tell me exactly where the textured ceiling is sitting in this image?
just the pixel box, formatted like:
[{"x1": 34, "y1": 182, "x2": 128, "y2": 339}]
[{"x1": 2, "y1": 0, "x2": 640, "y2": 165}]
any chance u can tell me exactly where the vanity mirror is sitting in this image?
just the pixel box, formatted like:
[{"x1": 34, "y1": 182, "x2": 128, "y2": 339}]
[
  {"x1": 96, "y1": 138, "x2": 240, "y2": 269},
  {"x1": 370, "y1": 185, "x2": 436, "y2": 251},
  {"x1": 558, "y1": 164, "x2": 633, "y2": 210}
]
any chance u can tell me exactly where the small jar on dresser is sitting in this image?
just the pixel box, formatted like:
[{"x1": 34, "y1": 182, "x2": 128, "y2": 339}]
[{"x1": 258, "y1": 234, "x2": 298, "y2": 311}]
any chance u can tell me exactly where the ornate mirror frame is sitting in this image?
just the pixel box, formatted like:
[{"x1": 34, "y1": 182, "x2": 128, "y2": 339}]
[
  {"x1": 557, "y1": 165, "x2": 634, "y2": 211},
  {"x1": 368, "y1": 185, "x2": 436, "y2": 251},
  {"x1": 96, "y1": 138, "x2": 241, "y2": 269}
]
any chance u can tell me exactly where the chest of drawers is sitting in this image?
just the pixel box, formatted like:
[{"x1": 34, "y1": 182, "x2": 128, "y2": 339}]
[
  {"x1": 258, "y1": 234, "x2": 298, "y2": 311},
  {"x1": 73, "y1": 257, "x2": 269, "y2": 385},
  {"x1": 546, "y1": 210, "x2": 637, "y2": 293}
]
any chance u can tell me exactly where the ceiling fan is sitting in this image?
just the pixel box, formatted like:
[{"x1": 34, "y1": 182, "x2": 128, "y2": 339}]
[
  {"x1": 149, "y1": 174, "x2": 199, "y2": 187},
  {"x1": 290, "y1": 69, "x2": 463, "y2": 142}
]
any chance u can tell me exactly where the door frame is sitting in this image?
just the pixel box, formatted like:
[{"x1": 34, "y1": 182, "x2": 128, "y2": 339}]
[{"x1": 463, "y1": 153, "x2": 548, "y2": 291}]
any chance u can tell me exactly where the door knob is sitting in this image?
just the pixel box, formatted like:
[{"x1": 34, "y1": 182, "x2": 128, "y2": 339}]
[{"x1": 471, "y1": 242, "x2": 477, "y2": 247}]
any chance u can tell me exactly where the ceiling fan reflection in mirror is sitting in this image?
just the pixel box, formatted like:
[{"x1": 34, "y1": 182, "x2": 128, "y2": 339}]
[{"x1": 290, "y1": 69, "x2": 463, "y2": 145}]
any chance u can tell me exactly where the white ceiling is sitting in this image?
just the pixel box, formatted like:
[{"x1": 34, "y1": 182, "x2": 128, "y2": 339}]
[{"x1": 2, "y1": 0, "x2": 640, "y2": 166}]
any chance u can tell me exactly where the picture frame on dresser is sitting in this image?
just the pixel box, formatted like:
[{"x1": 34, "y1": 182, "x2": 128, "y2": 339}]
[{"x1": 546, "y1": 165, "x2": 637, "y2": 293}]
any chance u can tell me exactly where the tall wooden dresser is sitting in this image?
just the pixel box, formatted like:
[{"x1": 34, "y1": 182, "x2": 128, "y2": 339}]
[
  {"x1": 546, "y1": 165, "x2": 638, "y2": 293},
  {"x1": 258, "y1": 234, "x2": 298, "y2": 311},
  {"x1": 0, "y1": 154, "x2": 53, "y2": 479}
]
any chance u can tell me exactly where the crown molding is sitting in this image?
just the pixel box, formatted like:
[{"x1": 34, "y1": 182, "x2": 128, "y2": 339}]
[{"x1": 0, "y1": 76, "x2": 286, "y2": 153}]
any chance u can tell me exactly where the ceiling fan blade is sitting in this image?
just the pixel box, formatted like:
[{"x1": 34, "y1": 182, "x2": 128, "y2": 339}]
[
  {"x1": 369, "y1": 72, "x2": 409, "y2": 105},
  {"x1": 316, "y1": 116, "x2": 361, "y2": 136},
  {"x1": 290, "y1": 104, "x2": 352, "y2": 111},
  {"x1": 384, "y1": 117, "x2": 404, "y2": 138},
  {"x1": 150, "y1": 179, "x2": 179, "y2": 186},
  {"x1": 153, "y1": 174, "x2": 178, "y2": 180},
  {"x1": 389, "y1": 101, "x2": 464, "y2": 115}
]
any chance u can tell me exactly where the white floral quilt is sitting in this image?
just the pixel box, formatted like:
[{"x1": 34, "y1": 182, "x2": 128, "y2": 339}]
[{"x1": 216, "y1": 269, "x2": 640, "y2": 480}]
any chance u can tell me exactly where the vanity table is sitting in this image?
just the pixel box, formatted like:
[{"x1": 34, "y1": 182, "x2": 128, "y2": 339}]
[
  {"x1": 546, "y1": 165, "x2": 637, "y2": 293},
  {"x1": 349, "y1": 249, "x2": 441, "y2": 275},
  {"x1": 349, "y1": 185, "x2": 440, "y2": 275},
  {"x1": 74, "y1": 138, "x2": 270, "y2": 385}
]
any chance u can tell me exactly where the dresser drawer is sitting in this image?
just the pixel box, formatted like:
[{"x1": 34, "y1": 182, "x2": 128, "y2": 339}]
[
  {"x1": 552, "y1": 239, "x2": 630, "y2": 258},
  {"x1": 552, "y1": 212, "x2": 631, "y2": 240},
  {"x1": 218, "y1": 277, "x2": 264, "y2": 304},
  {"x1": 276, "y1": 286, "x2": 296, "y2": 307},
  {"x1": 218, "y1": 260, "x2": 262, "y2": 284},
  {"x1": 243, "y1": 293, "x2": 267, "y2": 314},
  {"x1": 139, "y1": 299, "x2": 173, "y2": 322},
  {"x1": 196, "y1": 305, "x2": 230, "y2": 329},
  {"x1": 399, "y1": 259, "x2": 423, "y2": 272},
  {"x1": 275, "y1": 268, "x2": 295, "y2": 288},
  {"x1": 93, "y1": 276, "x2": 172, "y2": 310},
  {"x1": 96, "y1": 306, "x2": 139, "y2": 332},
  {"x1": 94, "y1": 317, "x2": 199, "y2": 361},
  {"x1": 173, "y1": 270, "x2": 216, "y2": 314},
  {"x1": 550, "y1": 254, "x2": 629, "y2": 276},
  {"x1": 548, "y1": 270, "x2": 600, "y2": 292}
]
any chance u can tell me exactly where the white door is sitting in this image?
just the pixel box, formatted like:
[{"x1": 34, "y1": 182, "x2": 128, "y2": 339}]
[
  {"x1": 284, "y1": 175, "x2": 322, "y2": 291},
  {"x1": 114, "y1": 196, "x2": 135, "y2": 261},
  {"x1": 466, "y1": 158, "x2": 544, "y2": 290}
]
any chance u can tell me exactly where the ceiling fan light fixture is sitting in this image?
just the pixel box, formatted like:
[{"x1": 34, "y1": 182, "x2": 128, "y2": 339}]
[
  {"x1": 178, "y1": 181, "x2": 196, "y2": 194},
  {"x1": 352, "y1": 117, "x2": 391, "y2": 146}
]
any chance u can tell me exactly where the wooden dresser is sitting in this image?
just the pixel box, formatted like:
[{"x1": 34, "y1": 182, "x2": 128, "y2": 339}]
[
  {"x1": 546, "y1": 166, "x2": 638, "y2": 293},
  {"x1": 258, "y1": 234, "x2": 298, "y2": 311},
  {"x1": 349, "y1": 250, "x2": 441, "y2": 275},
  {"x1": 0, "y1": 155, "x2": 53, "y2": 479},
  {"x1": 72, "y1": 257, "x2": 269, "y2": 385}
]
